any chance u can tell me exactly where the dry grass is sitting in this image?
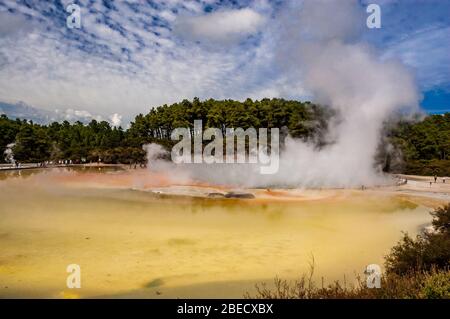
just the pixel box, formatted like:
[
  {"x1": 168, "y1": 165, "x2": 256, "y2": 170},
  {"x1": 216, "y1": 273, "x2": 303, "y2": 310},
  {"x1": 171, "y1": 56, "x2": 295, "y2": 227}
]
[
  {"x1": 245, "y1": 263, "x2": 449, "y2": 299},
  {"x1": 246, "y1": 204, "x2": 450, "y2": 299}
]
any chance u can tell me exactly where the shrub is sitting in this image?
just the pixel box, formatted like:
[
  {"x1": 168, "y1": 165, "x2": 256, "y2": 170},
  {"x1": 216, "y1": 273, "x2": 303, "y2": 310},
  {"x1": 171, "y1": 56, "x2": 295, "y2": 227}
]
[
  {"x1": 247, "y1": 204, "x2": 450, "y2": 299},
  {"x1": 385, "y1": 204, "x2": 450, "y2": 274},
  {"x1": 421, "y1": 270, "x2": 450, "y2": 299},
  {"x1": 246, "y1": 266, "x2": 450, "y2": 299}
]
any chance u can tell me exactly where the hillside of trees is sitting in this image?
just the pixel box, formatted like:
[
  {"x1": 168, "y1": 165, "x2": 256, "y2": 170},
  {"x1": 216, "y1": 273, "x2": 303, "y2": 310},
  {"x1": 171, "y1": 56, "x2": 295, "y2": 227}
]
[
  {"x1": 0, "y1": 116, "x2": 145, "y2": 164},
  {"x1": 387, "y1": 113, "x2": 450, "y2": 175},
  {"x1": 126, "y1": 98, "x2": 331, "y2": 147},
  {"x1": 1, "y1": 98, "x2": 449, "y2": 175}
]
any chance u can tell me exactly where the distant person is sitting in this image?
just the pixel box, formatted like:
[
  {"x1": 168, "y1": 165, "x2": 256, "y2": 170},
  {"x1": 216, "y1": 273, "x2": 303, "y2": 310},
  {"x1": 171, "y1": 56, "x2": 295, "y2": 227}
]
[
  {"x1": 434, "y1": 175, "x2": 437, "y2": 183},
  {"x1": 443, "y1": 177, "x2": 446, "y2": 184},
  {"x1": 430, "y1": 181, "x2": 432, "y2": 187}
]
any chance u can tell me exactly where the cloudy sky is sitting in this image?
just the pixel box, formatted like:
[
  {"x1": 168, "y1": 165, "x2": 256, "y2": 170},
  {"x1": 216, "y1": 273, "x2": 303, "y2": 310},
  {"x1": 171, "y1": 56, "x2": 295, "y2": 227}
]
[{"x1": 0, "y1": 0, "x2": 449, "y2": 125}]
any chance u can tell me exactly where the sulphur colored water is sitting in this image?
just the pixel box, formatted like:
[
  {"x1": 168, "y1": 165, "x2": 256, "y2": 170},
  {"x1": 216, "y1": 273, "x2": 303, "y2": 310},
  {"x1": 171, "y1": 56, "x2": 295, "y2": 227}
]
[{"x1": 0, "y1": 168, "x2": 432, "y2": 298}]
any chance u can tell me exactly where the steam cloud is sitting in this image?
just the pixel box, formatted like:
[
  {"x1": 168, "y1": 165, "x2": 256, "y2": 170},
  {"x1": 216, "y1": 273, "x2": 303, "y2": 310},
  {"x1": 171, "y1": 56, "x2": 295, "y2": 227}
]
[
  {"x1": 4, "y1": 143, "x2": 15, "y2": 165},
  {"x1": 145, "y1": 0, "x2": 419, "y2": 188}
]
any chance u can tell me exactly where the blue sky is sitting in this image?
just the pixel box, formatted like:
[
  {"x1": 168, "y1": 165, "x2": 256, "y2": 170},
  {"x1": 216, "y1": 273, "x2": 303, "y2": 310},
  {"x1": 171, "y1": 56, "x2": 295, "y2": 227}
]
[{"x1": 0, "y1": 0, "x2": 448, "y2": 125}]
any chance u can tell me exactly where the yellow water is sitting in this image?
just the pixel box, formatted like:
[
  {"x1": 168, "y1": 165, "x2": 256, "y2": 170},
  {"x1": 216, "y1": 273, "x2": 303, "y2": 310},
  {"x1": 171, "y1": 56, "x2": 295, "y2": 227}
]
[{"x1": 0, "y1": 168, "x2": 433, "y2": 298}]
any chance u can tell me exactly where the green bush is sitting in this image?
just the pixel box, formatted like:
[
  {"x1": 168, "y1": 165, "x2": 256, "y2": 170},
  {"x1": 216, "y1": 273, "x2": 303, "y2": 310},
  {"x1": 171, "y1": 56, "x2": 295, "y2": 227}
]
[
  {"x1": 248, "y1": 204, "x2": 450, "y2": 299},
  {"x1": 246, "y1": 266, "x2": 450, "y2": 299},
  {"x1": 385, "y1": 204, "x2": 450, "y2": 274},
  {"x1": 421, "y1": 271, "x2": 450, "y2": 299}
]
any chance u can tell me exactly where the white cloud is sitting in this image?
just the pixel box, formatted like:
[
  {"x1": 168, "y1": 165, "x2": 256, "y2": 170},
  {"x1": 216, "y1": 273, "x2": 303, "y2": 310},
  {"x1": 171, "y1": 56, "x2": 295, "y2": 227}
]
[
  {"x1": 0, "y1": 0, "x2": 447, "y2": 125},
  {"x1": 0, "y1": 2, "x2": 284, "y2": 124},
  {"x1": 0, "y1": 11, "x2": 32, "y2": 38},
  {"x1": 109, "y1": 113, "x2": 122, "y2": 127},
  {"x1": 382, "y1": 26, "x2": 450, "y2": 90},
  {"x1": 61, "y1": 108, "x2": 102, "y2": 122},
  {"x1": 174, "y1": 8, "x2": 266, "y2": 44}
]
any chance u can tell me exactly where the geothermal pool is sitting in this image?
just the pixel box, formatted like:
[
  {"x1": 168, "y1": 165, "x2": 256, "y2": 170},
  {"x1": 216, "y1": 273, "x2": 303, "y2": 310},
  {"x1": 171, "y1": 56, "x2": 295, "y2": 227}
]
[{"x1": 0, "y1": 167, "x2": 436, "y2": 298}]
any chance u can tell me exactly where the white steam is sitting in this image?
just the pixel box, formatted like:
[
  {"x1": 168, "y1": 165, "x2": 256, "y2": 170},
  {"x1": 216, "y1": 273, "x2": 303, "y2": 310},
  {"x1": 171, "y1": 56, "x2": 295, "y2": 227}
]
[
  {"x1": 144, "y1": 0, "x2": 419, "y2": 188},
  {"x1": 268, "y1": 0, "x2": 419, "y2": 187},
  {"x1": 143, "y1": 143, "x2": 191, "y2": 184},
  {"x1": 4, "y1": 143, "x2": 15, "y2": 165}
]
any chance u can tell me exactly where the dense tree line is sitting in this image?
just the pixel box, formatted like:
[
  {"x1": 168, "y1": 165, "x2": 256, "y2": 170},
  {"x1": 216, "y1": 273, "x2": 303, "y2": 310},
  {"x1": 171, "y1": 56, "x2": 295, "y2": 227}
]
[
  {"x1": 1, "y1": 98, "x2": 327, "y2": 165},
  {"x1": 387, "y1": 113, "x2": 450, "y2": 175},
  {"x1": 0, "y1": 115, "x2": 145, "y2": 164},
  {"x1": 126, "y1": 98, "x2": 330, "y2": 148},
  {"x1": 1, "y1": 98, "x2": 449, "y2": 175}
]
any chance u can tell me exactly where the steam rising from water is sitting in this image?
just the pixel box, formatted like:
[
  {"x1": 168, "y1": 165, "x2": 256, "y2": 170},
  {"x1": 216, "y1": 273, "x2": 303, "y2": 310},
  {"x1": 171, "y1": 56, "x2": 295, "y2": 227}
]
[
  {"x1": 4, "y1": 143, "x2": 15, "y2": 165},
  {"x1": 145, "y1": 0, "x2": 419, "y2": 188}
]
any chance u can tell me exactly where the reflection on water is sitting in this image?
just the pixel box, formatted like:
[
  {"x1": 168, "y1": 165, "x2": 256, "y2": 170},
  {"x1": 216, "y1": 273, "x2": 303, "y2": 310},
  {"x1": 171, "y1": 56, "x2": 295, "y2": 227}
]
[{"x1": 0, "y1": 168, "x2": 432, "y2": 298}]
